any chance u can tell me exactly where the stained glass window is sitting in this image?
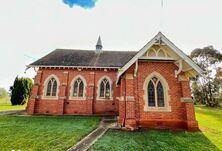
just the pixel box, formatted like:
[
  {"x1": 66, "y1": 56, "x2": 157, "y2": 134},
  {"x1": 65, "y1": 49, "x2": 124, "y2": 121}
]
[
  {"x1": 100, "y1": 81, "x2": 105, "y2": 97},
  {"x1": 73, "y1": 78, "x2": 84, "y2": 97},
  {"x1": 100, "y1": 78, "x2": 111, "y2": 99},
  {"x1": 157, "y1": 81, "x2": 164, "y2": 107},
  {"x1": 46, "y1": 78, "x2": 57, "y2": 96},
  {"x1": 147, "y1": 77, "x2": 165, "y2": 107},
  {"x1": 148, "y1": 81, "x2": 155, "y2": 106}
]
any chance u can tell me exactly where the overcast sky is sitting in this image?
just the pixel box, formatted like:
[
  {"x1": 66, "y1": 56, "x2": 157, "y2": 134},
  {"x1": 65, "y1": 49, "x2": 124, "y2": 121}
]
[{"x1": 0, "y1": 0, "x2": 222, "y2": 90}]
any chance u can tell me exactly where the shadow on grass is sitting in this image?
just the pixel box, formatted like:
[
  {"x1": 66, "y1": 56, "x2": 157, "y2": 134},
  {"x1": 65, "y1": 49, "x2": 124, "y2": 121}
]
[{"x1": 90, "y1": 129, "x2": 219, "y2": 151}]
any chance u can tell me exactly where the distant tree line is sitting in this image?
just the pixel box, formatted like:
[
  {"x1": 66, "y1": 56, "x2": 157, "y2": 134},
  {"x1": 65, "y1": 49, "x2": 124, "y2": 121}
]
[
  {"x1": 0, "y1": 88, "x2": 8, "y2": 98},
  {"x1": 190, "y1": 46, "x2": 222, "y2": 107}
]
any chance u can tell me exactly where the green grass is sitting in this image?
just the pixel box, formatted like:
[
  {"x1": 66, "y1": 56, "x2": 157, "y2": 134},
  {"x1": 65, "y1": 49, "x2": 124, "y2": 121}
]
[
  {"x1": 195, "y1": 105, "x2": 222, "y2": 149},
  {"x1": 0, "y1": 115, "x2": 100, "y2": 151},
  {"x1": 0, "y1": 97, "x2": 26, "y2": 111},
  {"x1": 90, "y1": 105, "x2": 222, "y2": 151}
]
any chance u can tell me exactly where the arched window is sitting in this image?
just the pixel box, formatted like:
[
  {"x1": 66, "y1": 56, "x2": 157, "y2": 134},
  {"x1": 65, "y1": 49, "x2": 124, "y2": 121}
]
[
  {"x1": 148, "y1": 81, "x2": 155, "y2": 106},
  {"x1": 99, "y1": 78, "x2": 111, "y2": 99},
  {"x1": 46, "y1": 78, "x2": 57, "y2": 96},
  {"x1": 157, "y1": 81, "x2": 164, "y2": 107},
  {"x1": 73, "y1": 78, "x2": 84, "y2": 97},
  {"x1": 147, "y1": 77, "x2": 165, "y2": 107}
]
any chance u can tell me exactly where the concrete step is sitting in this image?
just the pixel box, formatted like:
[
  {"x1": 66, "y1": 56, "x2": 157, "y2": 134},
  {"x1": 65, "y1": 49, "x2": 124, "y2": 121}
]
[{"x1": 102, "y1": 116, "x2": 117, "y2": 123}]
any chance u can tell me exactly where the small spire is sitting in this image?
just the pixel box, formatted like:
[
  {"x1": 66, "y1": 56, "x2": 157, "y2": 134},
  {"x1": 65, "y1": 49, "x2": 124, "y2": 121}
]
[{"x1": 96, "y1": 36, "x2": 102, "y2": 52}]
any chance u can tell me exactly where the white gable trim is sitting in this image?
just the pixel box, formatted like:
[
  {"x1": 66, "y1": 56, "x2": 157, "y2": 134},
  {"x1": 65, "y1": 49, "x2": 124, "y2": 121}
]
[{"x1": 117, "y1": 32, "x2": 204, "y2": 81}]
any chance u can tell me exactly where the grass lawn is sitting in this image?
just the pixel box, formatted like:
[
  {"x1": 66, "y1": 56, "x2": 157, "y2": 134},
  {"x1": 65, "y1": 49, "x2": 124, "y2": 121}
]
[
  {"x1": 90, "y1": 105, "x2": 222, "y2": 151},
  {"x1": 195, "y1": 105, "x2": 222, "y2": 149},
  {"x1": 0, "y1": 115, "x2": 100, "y2": 151},
  {"x1": 0, "y1": 97, "x2": 26, "y2": 111}
]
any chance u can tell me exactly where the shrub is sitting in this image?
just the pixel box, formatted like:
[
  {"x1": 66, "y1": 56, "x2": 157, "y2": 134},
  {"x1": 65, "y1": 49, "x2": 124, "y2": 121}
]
[{"x1": 10, "y1": 77, "x2": 33, "y2": 105}]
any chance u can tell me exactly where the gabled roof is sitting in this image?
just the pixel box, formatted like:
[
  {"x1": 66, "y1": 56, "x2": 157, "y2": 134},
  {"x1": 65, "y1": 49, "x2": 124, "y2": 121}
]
[
  {"x1": 28, "y1": 32, "x2": 203, "y2": 78},
  {"x1": 117, "y1": 32, "x2": 204, "y2": 80},
  {"x1": 28, "y1": 49, "x2": 137, "y2": 68}
]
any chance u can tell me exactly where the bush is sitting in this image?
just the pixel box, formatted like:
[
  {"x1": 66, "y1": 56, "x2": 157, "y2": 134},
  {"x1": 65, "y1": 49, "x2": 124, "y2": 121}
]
[{"x1": 10, "y1": 77, "x2": 33, "y2": 105}]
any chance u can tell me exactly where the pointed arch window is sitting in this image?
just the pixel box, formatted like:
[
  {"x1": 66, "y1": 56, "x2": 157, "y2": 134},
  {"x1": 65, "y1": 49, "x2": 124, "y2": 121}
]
[
  {"x1": 148, "y1": 81, "x2": 155, "y2": 106},
  {"x1": 99, "y1": 78, "x2": 111, "y2": 99},
  {"x1": 46, "y1": 78, "x2": 57, "y2": 96},
  {"x1": 147, "y1": 77, "x2": 165, "y2": 107},
  {"x1": 73, "y1": 78, "x2": 84, "y2": 97}
]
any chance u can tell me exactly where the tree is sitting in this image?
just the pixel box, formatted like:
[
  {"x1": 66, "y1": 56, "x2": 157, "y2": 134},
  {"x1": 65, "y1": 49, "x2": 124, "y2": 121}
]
[
  {"x1": 190, "y1": 46, "x2": 222, "y2": 107},
  {"x1": 0, "y1": 88, "x2": 8, "y2": 98},
  {"x1": 10, "y1": 77, "x2": 33, "y2": 105},
  {"x1": 214, "y1": 67, "x2": 222, "y2": 105},
  {"x1": 214, "y1": 67, "x2": 222, "y2": 92}
]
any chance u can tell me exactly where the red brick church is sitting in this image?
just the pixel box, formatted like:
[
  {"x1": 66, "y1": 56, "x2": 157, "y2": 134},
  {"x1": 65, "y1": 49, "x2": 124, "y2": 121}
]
[{"x1": 27, "y1": 32, "x2": 203, "y2": 130}]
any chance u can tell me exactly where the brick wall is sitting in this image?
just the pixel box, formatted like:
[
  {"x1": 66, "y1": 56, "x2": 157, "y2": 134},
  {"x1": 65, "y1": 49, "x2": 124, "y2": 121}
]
[
  {"x1": 118, "y1": 61, "x2": 198, "y2": 130},
  {"x1": 27, "y1": 68, "x2": 119, "y2": 115},
  {"x1": 27, "y1": 61, "x2": 198, "y2": 130}
]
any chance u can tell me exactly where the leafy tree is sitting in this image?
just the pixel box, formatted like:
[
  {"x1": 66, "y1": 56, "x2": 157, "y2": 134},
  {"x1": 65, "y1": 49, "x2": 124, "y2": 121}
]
[
  {"x1": 214, "y1": 67, "x2": 222, "y2": 105},
  {"x1": 0, "y1": 88, "x2": 8, "y2": 98},
  {"x1": 214, "y1": 67, "x2": 222, "y2": 91},
  {"x1": 10, "y1": 77, "x2": 33, "y2": 105},
  {"x1": 190, "y1": 46, "x2": 222, "y2": 107}
]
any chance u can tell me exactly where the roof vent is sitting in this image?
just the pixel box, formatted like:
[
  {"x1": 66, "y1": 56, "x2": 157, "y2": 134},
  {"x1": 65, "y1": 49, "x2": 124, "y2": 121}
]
[{"x1": 96, "y1": 36, "x2": 102, "y2": 53}]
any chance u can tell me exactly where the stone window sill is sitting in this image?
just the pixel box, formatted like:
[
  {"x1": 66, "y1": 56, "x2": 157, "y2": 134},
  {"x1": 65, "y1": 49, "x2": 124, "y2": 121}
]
[
  {"x1": 144, "y1": 106, "x2": 171, "y2": 112},
  {"x1": 41, "y1": 96, "x2": 59, "y2": 100},
  {"x1": 69, "y1": 97, "x2": 86, "y2": 101}
]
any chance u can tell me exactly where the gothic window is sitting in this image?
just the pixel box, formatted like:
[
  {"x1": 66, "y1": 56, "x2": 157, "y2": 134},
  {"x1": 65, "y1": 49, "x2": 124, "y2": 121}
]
[
  {"x1": 99, "y1": 78, "x2": 111, "y2": 99},
  {"x1": 46, "y1": 78, "x2": 57, "y2": 96},
  {"x1": 147, "y1": 77, "x2": 165, "y2": 107},
  {"x1": 73, "y1": 78, "x2": 84, "y2": 97},
  {"x1": 157, "y1": 81, "x2": 164, "y2": 107},
  {"x1": 148, "y1": 81, "x2": 155, "y2": 106}
]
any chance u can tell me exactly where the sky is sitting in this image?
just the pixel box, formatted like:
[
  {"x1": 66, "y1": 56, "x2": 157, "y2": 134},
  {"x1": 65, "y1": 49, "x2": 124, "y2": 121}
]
[{"x1": 0, "y1": 0, "x2": 222, "y2": 90}]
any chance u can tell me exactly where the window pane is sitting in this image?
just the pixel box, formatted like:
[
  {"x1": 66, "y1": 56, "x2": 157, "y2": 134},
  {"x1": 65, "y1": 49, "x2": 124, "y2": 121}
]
[
  {"x1": 46, "y1": 80, "x2": 52, "y2": 96},
  {"x1": 100, "y1": 82, "x2": 105, "y2": 97},
  {"x1": 148, "y1": 81, "x2": 155, "y2": 106},
  {"x1": 52, "y1": 80, "x2": 57, "y2": 96},
  {"x1": 105, "y1": 81, "x2": 110, "y2": 98},
  {"x1": 73, "y1": 81, "x2": 78, "y2": 97},
  {"x1": 157, "y1": 81, "x2": 164, "y2": 107},
  {"x1": 79, "y1": 81, "x2": 84, "y2": 97}
]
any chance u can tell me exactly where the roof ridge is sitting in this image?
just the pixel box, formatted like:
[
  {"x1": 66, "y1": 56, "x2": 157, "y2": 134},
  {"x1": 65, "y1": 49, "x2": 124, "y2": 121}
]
[
  {"x1": 55, "y1": 48, "x2": 136, "y2": 52},
  {"x1": 55, "y1": 48, "x2": 94, "y2": 51}
]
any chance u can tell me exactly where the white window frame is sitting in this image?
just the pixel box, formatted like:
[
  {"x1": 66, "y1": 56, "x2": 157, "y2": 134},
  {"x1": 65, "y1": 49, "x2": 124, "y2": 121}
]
[
  {"x1": 69, "y1": 75, "x2": 87, "y2": 100},
  {"x1": 42, "y1": 74, "x2": 60, "y2": 100},
  {"x1": 143, "y1": 72, "x2": 171, "y2": 112}
]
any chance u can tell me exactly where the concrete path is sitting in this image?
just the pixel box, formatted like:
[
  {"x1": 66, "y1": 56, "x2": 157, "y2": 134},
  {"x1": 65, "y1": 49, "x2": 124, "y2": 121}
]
[
  {"x1": 0, "y1": 109, "x2": 25, "y2": 115},
  {"x1": 67, "y1": 116, "x2": 118, "y2": 151}
]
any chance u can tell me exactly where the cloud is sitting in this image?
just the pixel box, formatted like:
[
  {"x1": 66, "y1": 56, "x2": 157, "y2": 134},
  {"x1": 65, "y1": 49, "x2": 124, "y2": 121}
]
[{"x1": 63, "y1": 0, "x2": 97, "y2": 9}]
